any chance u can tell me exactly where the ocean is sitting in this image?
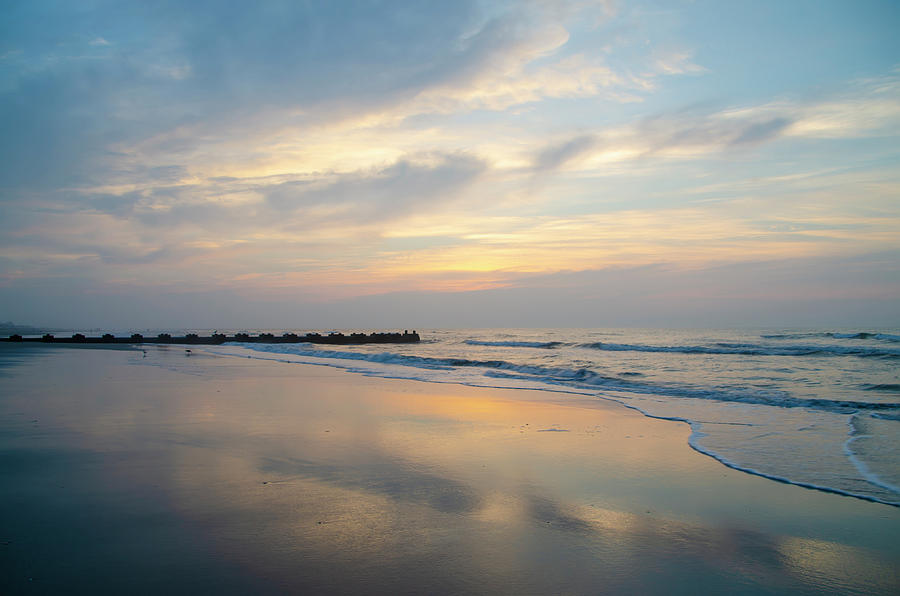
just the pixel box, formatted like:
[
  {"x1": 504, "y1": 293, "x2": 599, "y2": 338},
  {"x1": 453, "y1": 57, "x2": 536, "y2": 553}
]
[{"x1": 199, "y1": 327, "x2": 900, "y2": 507}]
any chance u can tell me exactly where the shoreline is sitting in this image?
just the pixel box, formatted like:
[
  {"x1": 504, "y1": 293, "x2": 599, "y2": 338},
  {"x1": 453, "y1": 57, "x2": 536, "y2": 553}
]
[
  {"x1": 1, "y1": 345, "x2": 897, "y2": 593},
  {"x1": 5, "y1": 340, "x2": 900, "y2": 508},
  {"x1": 6, "y1": 340, "x2": 900, "y2": 508},
  {"x1": 202, "y1": 341, "x2": 900, "y2": 508}
]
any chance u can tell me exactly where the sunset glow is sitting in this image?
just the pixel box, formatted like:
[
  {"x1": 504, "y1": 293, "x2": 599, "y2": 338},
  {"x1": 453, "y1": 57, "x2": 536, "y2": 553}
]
[{"x1": 1, "y1": 1, "x2": 898, "y2": 327}]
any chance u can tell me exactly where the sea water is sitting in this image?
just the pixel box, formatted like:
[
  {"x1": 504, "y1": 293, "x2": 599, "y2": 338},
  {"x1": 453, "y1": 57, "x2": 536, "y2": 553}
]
[{"x1": 207, "y1": 328, "x2": 900, "y2": 506}]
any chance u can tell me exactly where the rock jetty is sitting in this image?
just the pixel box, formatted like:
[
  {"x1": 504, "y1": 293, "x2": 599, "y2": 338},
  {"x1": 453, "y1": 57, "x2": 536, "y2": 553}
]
[{"x1": 3, "y1": 330, "x2": 421, "y2": 345}]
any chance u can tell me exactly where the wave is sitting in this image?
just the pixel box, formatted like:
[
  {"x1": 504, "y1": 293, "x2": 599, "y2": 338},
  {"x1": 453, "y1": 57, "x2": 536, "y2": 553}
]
[
  {"x1": 581, "y1": 341, "x2": 900, "y2": 359},
  {"x1": 763, "y1": 331, "x2": 900, "y2": 342},
  {"x1": 686, "y1": 423, "x2": 899, "y2": 507},
  {"x1": 844, "y1": 414, "x2": 900, "y2": 496},
  {"x1": 871, "y1": 412, "x2": 900, "y2": 421},
  {"x1": 830, "y1": 332, "x2": 900, "y2": 341},
  {"x1": 875, "y1": 333, "x2": 900, "y2": 342},
  {"x1": 464, "y1": 339, "x2": 562, "y2": 349},
  {"x1": 483, "y1": 370, "x2": 899, "y2": 413},
  {"x1": 760, "y1": 332, "x2": 829, "y2": 340},
  {"x1": 231, "y1": 343, "x2": 900, "y2": 415},
  {"x1": 863, "y1": 384, "x2": 900, "y2": 393}
]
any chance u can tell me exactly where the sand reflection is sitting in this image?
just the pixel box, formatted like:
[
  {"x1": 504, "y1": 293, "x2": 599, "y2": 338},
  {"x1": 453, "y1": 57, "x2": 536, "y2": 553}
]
[{"x1": 1, "y1": 346, "x2": 897, "y2": 594}]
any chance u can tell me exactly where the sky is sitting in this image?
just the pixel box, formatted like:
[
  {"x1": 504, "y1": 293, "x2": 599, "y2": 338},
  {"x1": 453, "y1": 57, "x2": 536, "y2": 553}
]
[{"x1": 1, "y1": 0, "x2": 899, "y2": 329}]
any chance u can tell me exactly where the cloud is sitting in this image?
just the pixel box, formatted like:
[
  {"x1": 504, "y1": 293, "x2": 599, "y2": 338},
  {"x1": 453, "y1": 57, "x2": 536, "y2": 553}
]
[
  {"x1": 528, "y1": 71, "x2": 900, "y2": 173},
  {"x1": 92, "y1": 152, "x2": 488, "y2": 234},
  {"x1": 0, "y1": 0, "x2": 688, "y2": 195},
  {"x1": 0, "y1": 152, "x2": 490, "y2": 291},
  {"x1": 306, "y1": 253, "x2": 900, "y2": 328},
  {"x1": 0, "y1": 1, "x2": 487, "y2": 190},
  {"x1": 729, "y1": 117, "x2": 793, "y2": 146},
  {"x1": 525, "y1": 110, "x2": 796, "y2": 173},
  {"x1": 4, "y1": 251, "x2": 897, "y2": 328},
  {"x1": 533, "y1": 134, "x2": 597, "y2": 171},
  {"x1": 651, "y1": 50, "x2": 706, "y2": 76},
  {"x1": 723, "y1": 72, "x2": 900, "y2": 141},
  {"x1": 637, "y1": 111, "x2": 798, "y2": 155},
  {"x1": 263, "y1": 153, "x2": 487, "y2": 224}
]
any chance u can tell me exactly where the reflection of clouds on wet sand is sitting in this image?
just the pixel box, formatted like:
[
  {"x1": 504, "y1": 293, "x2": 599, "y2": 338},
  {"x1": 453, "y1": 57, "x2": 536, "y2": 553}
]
[
  {"x1": 260, "y1": 449, "x2": 896, "y2": 593},
  {"x1": 1, "y1": 347, "x2": 897, "y2": 594},
  {"x1": 259, "y1": 455, "x2": 481, "y2": 515},
  {"x1": 240, "y1": 449, "x2": 897, "y2": 594}
]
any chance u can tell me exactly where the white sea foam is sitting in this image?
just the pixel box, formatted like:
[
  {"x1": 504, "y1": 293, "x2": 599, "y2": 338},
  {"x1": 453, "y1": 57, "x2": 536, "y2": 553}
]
[{"x1": 844, "y1": 414, "x2": 900, "y2": 496}]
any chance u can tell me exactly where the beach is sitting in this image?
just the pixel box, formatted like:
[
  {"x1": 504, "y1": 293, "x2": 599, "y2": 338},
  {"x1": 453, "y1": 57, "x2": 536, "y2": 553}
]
[{"x1": 1, "y1": 344, "x2": 898, "y2": 594}]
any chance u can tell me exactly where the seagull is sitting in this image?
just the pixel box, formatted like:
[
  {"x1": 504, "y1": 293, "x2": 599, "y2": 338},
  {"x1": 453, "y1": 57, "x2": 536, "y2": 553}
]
[{"x1": 185, "y1": 349, "x2": 192, "y2": 356}]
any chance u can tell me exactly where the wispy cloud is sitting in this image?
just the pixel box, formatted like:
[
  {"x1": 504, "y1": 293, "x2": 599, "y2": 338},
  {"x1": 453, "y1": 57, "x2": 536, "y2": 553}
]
[
  {"x1": 526, "y1": 70, "x2": 900, "y2": 172},
  {"x1": 533, "y1": 134, "x2": 598, "y2": 171}
]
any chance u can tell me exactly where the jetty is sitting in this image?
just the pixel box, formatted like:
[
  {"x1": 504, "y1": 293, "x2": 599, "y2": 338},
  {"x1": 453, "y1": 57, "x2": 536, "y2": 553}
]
[{"x1": 2, "y1": 331, "x2": 420, "y2": 345}]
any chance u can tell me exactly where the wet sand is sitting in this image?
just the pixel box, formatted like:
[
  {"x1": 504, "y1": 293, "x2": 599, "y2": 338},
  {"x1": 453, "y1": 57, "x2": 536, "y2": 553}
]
[{"x1": 1, "y1": 344, "x2": 898, "y2": 594}]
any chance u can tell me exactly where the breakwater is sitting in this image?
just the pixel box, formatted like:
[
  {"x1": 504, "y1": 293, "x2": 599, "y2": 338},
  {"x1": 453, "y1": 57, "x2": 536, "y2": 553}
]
[{"x1": 2, "y1": 331, "x2": 420, "y2": 345}]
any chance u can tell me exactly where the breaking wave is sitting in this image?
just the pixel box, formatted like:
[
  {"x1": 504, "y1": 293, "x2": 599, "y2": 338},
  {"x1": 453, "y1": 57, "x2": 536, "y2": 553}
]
[
  {"x1": 231, "y1": 343, "x2": 899, "y2": 415},
  {"x1": 863, "y1": 384, "x2": 900, "y2": 393},
  {"x1": 465, "y1": 339, "x2": 562, "y2": 349},
  {"x1": 581, "y1": 341, "x2": 900, "y2": 359},
  {"x1": 762, "y1": 331, "x2": 900, "y2": 342}
]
